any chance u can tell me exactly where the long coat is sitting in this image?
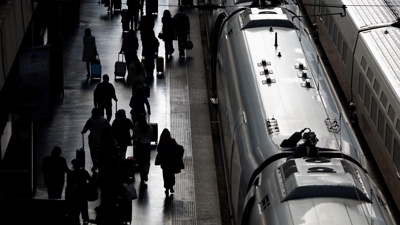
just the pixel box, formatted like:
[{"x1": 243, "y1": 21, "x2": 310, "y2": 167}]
[
  {"x1": 82, "y1": 35, "x2": 97, "y2": 62},
  {"x1": 161, "y1": 16, "x2": 176, "y2": 41}
]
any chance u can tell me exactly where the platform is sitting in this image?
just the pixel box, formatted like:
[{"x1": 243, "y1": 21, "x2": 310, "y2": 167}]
[{"x1": 28, "y1": 0, "x2": 223, "y2": 224}]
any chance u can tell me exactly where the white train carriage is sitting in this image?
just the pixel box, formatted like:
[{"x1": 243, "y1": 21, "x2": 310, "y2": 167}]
[
  {"x1": 300, "y1": 0, "x2": 400, "y2": 210},
  {"x1": 207, "y1": 1, "x2": 397, "y2": 224}
]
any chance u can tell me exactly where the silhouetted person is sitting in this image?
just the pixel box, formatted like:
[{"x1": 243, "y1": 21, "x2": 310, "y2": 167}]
[
  {"x1": 82, "y1": 28, "x2": 98, "y2": 77},
  {"x1": 120, "y1": 30, "x2": 139, "y2": 71},
  {"x1": 161, "y1": 10, "x2": 176, "y2": 57},
  {"x1": 96, "y1": 126, "x2": 122, "y2": 171},
  {"x1": 133, "y1": 114, "x2": 153, "y2": 182},
  {"x1": 81, "y1": 108, "x2": 110, "y2": 171},
  {"x1": 107, "y1": 0, "x2": 115, "y2": 12},
  {"x1": 94, "y1": 74, "x2": 118, "y2": 122},
  {"x1": 174, "y1": 5, "x2": 190, "y2": 58},
  {"x1": 127, "y1": 55, "x2": 147, "y2": 94},
  {"x1": 126, "y1": 0, "x2": 140, "y2": 30},
  {"x1": 157, "y1": 128, "x2": 178, "y2": 195},
  {"x1": 96, "y1": 155, "x2": 129, "y2": 225},
  {"x1": 65, "y1": 159, "x2": 91, "y2": 225},
  {"x1": 41, "y1": 146, "x2": 71, "y2": 199},
  {"x1": 141, "y1": 30, "x2": 159, "y2": 77},
  {"x1": 112, "y1": 109, "x2": 135, "y2": 158},
  {"x1": 138, "y1": 9, "x2": 155, "y2": 39},
  {"x1": 129, "y1": 86, "x2": 151, "y2": 124}
]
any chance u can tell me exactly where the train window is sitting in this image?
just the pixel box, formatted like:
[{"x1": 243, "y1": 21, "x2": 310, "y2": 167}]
[
  {"x1": 358, "y1": 74, "x2": 364, "y2": 100},
  {"x1": 342, "y1": 42, "x2": 348, "y2": 65},
  {"x1": 373, "y1": 80, "x2": 380, "y2": 94},
  {"x1": 333, "y1": 24, "x2": 337, "y2": 46},
  {"x1": 371, "y1": 98, "x2": 377, "y2": 126},
  {"x1": 388, "y1": 105, "x2": 395, "y2": 123},
  {"x1": 396, "y1": 119, "x2": 400, "y2": 135},
  {"x1": 367, "y1": 68, "x2": 373, "y2": 82},
  {"x1": 380, "y1": 92, "x2": 387, "y2": 108},
  {"x1": 393, "y1": 140, "x2": 400, "y2": 171},
  {"x1": 361, "y1": 57, "x2": 367, "y2": 71},
  {"x1": 329, "y1": 17, "x2": 334, "y2": 38},
  {"x1": 378, "y1": 110, "x2": 384, "y2": 140},
  {"x1": 364, "y1": 87, "x2": 371, "y2": 112},
  {"x1": 337, "y1": 33, "x2": 342, "y2": 55},
  {"x1": 386, "y1": 125, "x2": 393, "y2": 156}
]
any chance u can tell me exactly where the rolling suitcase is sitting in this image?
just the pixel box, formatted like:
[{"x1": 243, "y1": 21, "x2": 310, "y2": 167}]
[
  {"x1": 76, "y1": 134, "x2": 85, "y2": 167},
  {"x1": 114, "y1": 0, "x2": 122, "y2": 11},
  {"x1": 146, "y1": 0, "x2": 158, "y2": 15},
  {"x1": 91, "y1": 55, "x2": 102, "y2": 79},
  {"x1": 149, "y1": 115, "x2": 158, "y2": 145},
  {"x1": 125, "y1": 156, "x2": 136, "y2": 177},
  {"x1": 156, "y1": 56, "x2": 164, "y2": 75},
  {"x1": 114, "y1": 53, "x2": 127, "y2": 78},
  {"x1": 117, "y1": 196, "x2": 132, "y2": 223},
  {"x1": 122, "y1": 22, "x2": 129, "y2": 32}
]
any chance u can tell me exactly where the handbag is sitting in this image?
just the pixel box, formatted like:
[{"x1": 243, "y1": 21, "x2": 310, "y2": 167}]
[
  {"x1": 158, "y1": 32, "x2": 163, "y2": 40},
  {"x1": 173, "y1": 144, "x2": 185, "y2": 174},
  {"x1": 155, "y1": 153, "x2": 161, "y2": 165},
  {"x1": 123, "y1": 183, "x2": 138, "y2": 200},
  {"x1": 186, "y1": 35, "x2": 193, "y2": 50}
]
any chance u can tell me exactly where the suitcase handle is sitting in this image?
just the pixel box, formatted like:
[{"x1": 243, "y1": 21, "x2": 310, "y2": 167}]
[{"x1": 118, "y1": 53, "x2": 125, "y2": 62}]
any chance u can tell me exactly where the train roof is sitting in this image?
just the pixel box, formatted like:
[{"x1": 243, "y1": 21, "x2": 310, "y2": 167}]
[
  {"x1": 221, "y1": 7, "x2": 367, "y2": 164},
  {"x1": 342, "y1": 0, "x2": 396, "y2": 29},
  {"x1": 360, "y1": 27, "x2": 400, "y2": 100}
]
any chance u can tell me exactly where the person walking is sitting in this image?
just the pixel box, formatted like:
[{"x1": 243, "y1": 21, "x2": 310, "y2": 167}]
[
  {"x1": 81, "y1": 108, "x2": 110, "y2": 171},
  {"x1": 174, "y1": 5, "x2": 190, "y2": 58},
  {"x1": 41, "y1": 146, "x2": 71, "y2": 199},
  {"x1": 95, "y1": 127, "x2": 130, "y2": 224},
  {"x1": 141, "y1": 30, "x2": 159, "y2": 77},
  {"x1": 95, "y1": 155, "x2": 129, "y2": 225},
  {"x1": 112, "y1": 110, "x2": 134, "y2": 159},
  {"x1": 94, "y1": 74, "x2": 118, "y2": 122},
  {"x1": 157, "y1": 128, "x2": 178, "y2": 195},
  {"x1": 127, "y1": 54, "x2": 147, "y2": 94},
  {"x1": 129, "y1": 86, "x2": 151, "y2": 124},
  {"x1": 107, "y1": 0, "x2": 115, "y2": 13},
  {"x1": 96, "y1": 126, "x2": 122, "y2": 169},
  {"x1": 120, "y1": 30, "x2": 139, "y2": 71},
  {"x1": 161, "y1": 10, "x2": 176, "y2": 57},
  {"x1": 138, "y1": 9, "x2": 155, "y2": 38},
  {"x1": 65, "y1": 159, "x2": 92, "y2": 225},
  {"x1": 82, "y1": 28, "x2": 98, "y2": 78},
  {"x1": 126, "y1": 0, "x2": 140, "y2": 30},
  {"x1": 133, "y1": 114, "x2": 153, "y2": 182}
]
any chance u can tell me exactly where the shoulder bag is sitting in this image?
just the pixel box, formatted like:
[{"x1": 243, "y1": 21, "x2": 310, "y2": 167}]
[{"x1": 186, "y1": 35, "x2": 193, "y2": 50}]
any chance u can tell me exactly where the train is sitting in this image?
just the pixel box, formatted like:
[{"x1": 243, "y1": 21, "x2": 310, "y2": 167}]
[
  {"x1": 203, "y1": 0, "x2": 397, "y2": 224},
  {"x1": 299, "y1": 0, "x2": 400, "y2": 211}
]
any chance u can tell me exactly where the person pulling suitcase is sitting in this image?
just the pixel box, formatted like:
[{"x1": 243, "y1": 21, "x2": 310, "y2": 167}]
[{"x1": 94, "y1": 74, "x2": 118, "y2": 122}]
